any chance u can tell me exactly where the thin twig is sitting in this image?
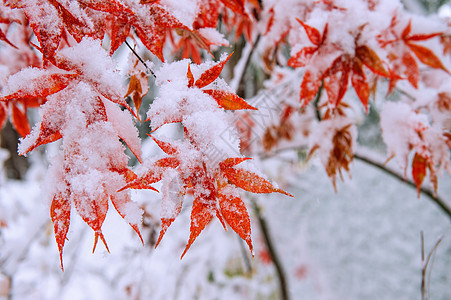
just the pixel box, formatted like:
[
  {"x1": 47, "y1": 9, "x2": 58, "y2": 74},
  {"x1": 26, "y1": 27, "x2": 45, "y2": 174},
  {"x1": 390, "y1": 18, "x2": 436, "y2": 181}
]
[
  {"x1": 257, "y1": 144, "x2": 451, "y2": 220},
  {"x1": 313, "y1": 80, "x2": 324, "y2": 121},
  {"x1": 354, "y1": 152, "x2": 451, "y2": 221},
  {"x1": 251, "y1": 198, "x2": 289, "y2": 300},
  {"x1": 124, "y1": 40, "x2": 156, "y2": 78},
  {"x1": 421, "y1": 231, "x2": 426, "y2": 300},
  {"x1": 5, "y1": 273, "x2": 12, "y2": 300},
  {"x1": 237, "y1": 236, "x2": 252, "y2": 275},
  {"x1": 236, "y1": 34, "x2": 261, "y2": 98},
  {"x1": 421, "y1": 233, "x2": 443, "y2": 300}
]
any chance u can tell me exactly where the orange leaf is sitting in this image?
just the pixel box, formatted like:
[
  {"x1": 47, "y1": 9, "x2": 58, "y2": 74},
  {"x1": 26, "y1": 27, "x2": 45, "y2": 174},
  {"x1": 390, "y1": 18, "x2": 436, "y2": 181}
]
[
  {"x1": 401, "y1": 19, "x2": 412, "y2": 40},
  {"x1": 194, "y1": 52, "x2": 233, "y2": 88},
  {"x1": 220, "y1": 0, "x2": 247, "y2": 16},
  {"x1": 218, "y1": 189, "x2": 253, "y2": 253},
  {"x1": 287, "y1": 46, "x2": 317, "y2": 68},
  {"x1": 50, "y1": 190, "x2": 71, "y2": 270},
  {"x1": 18, "y1": 0, "x2": 87, "y2": 60},
  {"x1": 407, "y1": 42, "x2": 448, "y2": 72},
  {"x1": 132, "y1": 4, "x2": 187, "y2": 62},
  {"x1": 202, "y1": 89, "x2": 257, "y2": 110},
  {"x1": 187, "y1": 64, "x2": 194, "y2": 88},
  {"x1": 323, "y1": 55, "x2": 350, "y2": 107},
  {"x1": 412, "y1": 153, "x2": 427, "y2": 197},
  {"x1": 299, "y1": 70, "x2": 322, "y2": 106},
  {"x1": 296, "y1": 18, "x2": 322, "y2": 46},
  {"x1": 355, "y1": 45, "x2": 390, "y2": 77},
  {"x1": 407, "y1": 33, "x2": 442, "y2": 41},
  {"x1": 118, "y1": 157, "x2": 179, "y2": 192},
  {"x1": 149, "y1": 135, "x2": 178, "y2": 155},
  {"x1": 73, "y1": 193, "x2": 109, "y2": 252},
  {"x1": 19, "y1": 111, "x2": 63, "y2": 155},
  {"x1": 125, "y1": 75, "x2": 143, "y2": 111},
  {"x1": 108, "y1": 18, "x2": 131, "y2": 54},
  {"x1": 0, "y1": 73, "x2": 78, "y2": 102},
  {"x1": 110, "y1": 167, "x2": 137, "y2": 182},
  {"x1": 181, "y1": 196, "x2": 214, "y2": 258},
  {"x1": 155, "y1": 201, "x2": 182, "y2": 248},
  {"x1": 110, "y1": 194, "x2": 144, "y2": 244},
  {"x1": 0, "y1": 103, "x2": 7, "y2": 129},
  {"x1": 11, "y1": 104, "x2": 30, "y2": 137},
  {"x1": 402, "y1": 52, "x2": 419, "y2": 88},
  {"x1": 118, "y1": 182, "x2": 160, "y2": 192},
  {"x1": 156, "y1": 156, "x2": 180, "y2": 168},
  {"x1": 220, "y1": 158, "x2": 292, "y2": 196},
  {"x1": 47, "y1": 0, "x2": 86, "y2": 42},
  {"x1": 24, "y1": 129, "x2": 62, "y2": 155},
  {"x1": 195, "y1": 0, "x2": 221, "y2": 28},
  {"x1": 78, "y1": 0, "x2": 134, "y2": 15},
  {"x1": 351, "y1": 60, "x2": 369, "y2": 112},
  {"x1": 219, "y1": 157, "x2": 251, "y2": 170}
]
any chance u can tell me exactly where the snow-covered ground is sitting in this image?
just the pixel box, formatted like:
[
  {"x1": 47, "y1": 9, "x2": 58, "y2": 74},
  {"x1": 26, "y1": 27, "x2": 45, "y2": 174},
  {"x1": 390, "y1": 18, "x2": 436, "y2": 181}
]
[{"x1": 1, "y1": 150, "x2": 450, "y2": 299}]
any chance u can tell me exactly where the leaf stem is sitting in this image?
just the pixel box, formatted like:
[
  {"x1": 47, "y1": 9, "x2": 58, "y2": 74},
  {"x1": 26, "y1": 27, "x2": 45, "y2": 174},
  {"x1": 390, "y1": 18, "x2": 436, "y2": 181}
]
[{"x1": 421, "y1": 232, "x2": 443, "y2": 300}]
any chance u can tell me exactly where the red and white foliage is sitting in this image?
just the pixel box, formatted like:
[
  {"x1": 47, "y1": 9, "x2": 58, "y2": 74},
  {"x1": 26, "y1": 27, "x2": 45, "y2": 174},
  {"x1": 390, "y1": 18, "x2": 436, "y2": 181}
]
[{"x1": 0, "y1": 0, "x2": 450, "y2": 273}]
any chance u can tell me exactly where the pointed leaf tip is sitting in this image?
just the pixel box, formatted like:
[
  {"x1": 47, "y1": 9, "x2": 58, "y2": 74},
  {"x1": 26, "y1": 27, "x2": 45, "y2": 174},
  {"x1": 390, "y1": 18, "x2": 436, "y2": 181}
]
[
  {"x1": 203, "y1": 89, "x2": 257, "y2": 110},
  {"x1": 296, "y1": 18, "x2": 322, "y2": 46},
  {"x1": 221, "y1": 163, "x2": 292, "y2": 196},
  {"x1": 194, "y1": 53, "x2": 233, "y2": 88},
  {"x1": 181, "y1": 197, "x2": 214, "y2": 258},
  {"x1": 148, "y1": 135, "x2": 178, "y2": 155},
  {"x1": 218, "y1": 191, "x2": 253, "y2": 253},
  {"x1": 412, "y1": 153, "x2": 427, "y2": 197}
]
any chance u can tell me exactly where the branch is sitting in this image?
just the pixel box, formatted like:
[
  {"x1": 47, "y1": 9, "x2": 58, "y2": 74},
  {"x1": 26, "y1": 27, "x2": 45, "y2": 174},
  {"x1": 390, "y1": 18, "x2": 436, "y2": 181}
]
[
  {"x1": 256, "y1": 144, "x2": 451, "y2": 220},
  {"x1": 251, "y1": 198, "x2": 289, "y2": 300},
  {"x1": 313, "y1": 80, "x2": 324, "y2": 121},
  {"x1": 235, "y1": 34, "x2": 261, "y2": 98},
  {"x1": 353, "y1": 151, "x2": 451, "y2": 221},
  {"x1": 124, "y1": 40, "x2": 156, "y2": 78}
]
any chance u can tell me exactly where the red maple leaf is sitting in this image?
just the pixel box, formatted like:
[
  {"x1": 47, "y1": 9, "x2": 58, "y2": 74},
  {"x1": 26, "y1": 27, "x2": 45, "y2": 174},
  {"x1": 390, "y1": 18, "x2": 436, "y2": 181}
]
[
  {"x1": 289, "y1": 19, "x2": 390, "y2": 112},
  {"x1": 122, "y1": 132, "x2": 292, "y2": 258},
  {"x1": 379, "y1": 18, "x2": 448, "y2": 90}
]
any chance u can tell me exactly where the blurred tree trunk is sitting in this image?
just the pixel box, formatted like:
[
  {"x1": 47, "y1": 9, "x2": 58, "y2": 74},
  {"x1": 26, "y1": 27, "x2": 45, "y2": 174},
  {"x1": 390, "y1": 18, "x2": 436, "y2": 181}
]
[{"x1": 0, "y1": 122, "x2": 29, "y2": 179}]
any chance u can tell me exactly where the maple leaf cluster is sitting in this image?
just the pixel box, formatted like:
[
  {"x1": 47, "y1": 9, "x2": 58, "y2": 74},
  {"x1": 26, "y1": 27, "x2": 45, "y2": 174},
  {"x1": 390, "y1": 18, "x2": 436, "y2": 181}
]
[
  {"x1": 124, "y1": 56, "x2": 291, "y2": 257},
  {"x1": 0, "y1": 0, "x2": 450, "y2": 270},
  {"x1": 0, "y1": 0, "x2": 293, "y2": 268},
  {"x1": 253, "y1": 0, "x2": 451, "y2": 193}
]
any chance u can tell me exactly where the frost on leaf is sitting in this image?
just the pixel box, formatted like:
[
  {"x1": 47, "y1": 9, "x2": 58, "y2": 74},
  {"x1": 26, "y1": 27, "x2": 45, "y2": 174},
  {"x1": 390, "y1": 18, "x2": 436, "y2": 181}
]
[
  {"x1": 380, "y1": 101, "x2": 450, "y2": 195},
  {"x1": 289, "y1": 19, "x2": 391, "y2": 112},
  {"x1": 218, "y1": 183, "x2": 253, "y2": 253},
  {"x1": 0, "y1": 38, "x2": 145, "y2": 268},
  {"x1": 123, "y1": 57, "x2": 290, "y2": 257},
  {"x1": 50, "y1": 189, "x2": 71, "y2": 270}
]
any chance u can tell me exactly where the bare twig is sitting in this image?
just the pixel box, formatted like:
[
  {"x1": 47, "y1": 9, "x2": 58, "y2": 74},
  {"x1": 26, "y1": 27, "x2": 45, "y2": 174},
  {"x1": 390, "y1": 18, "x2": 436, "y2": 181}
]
[
  {"x1": 421, "y1": 232, "x2": 443, "y2": 300},
  {"x1": 251, "y1": 198, "x2": 289, "y2": 300},
  {"x1": 124, "y1": 40, "x2": 156, "y2": 78},
  {"x1": 313, "y1": 80, "x2": 324, "y2": 121},
  {"x1": 236, "y1": 34, "x2": 261, "y2": 98}
]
